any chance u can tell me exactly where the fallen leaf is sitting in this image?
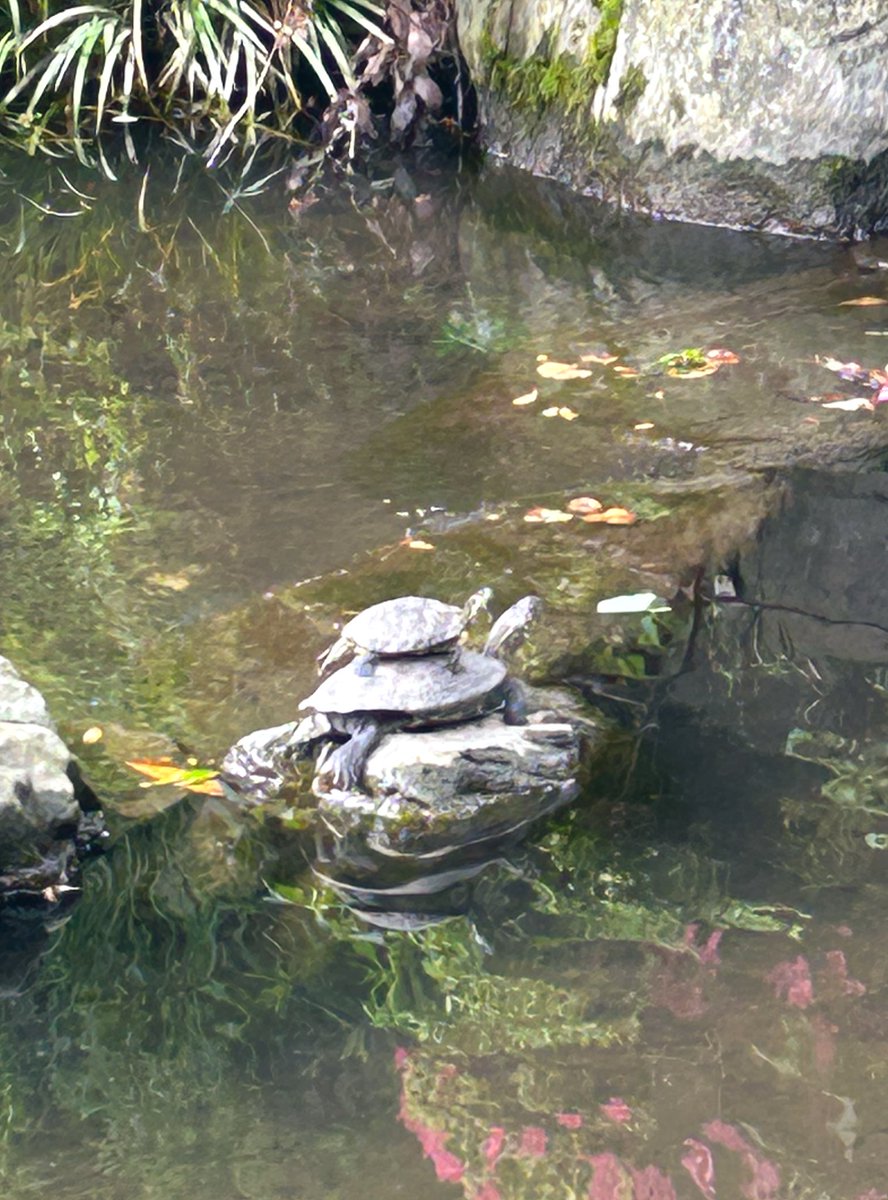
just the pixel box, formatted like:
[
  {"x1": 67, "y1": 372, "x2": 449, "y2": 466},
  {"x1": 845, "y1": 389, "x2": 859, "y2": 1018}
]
[
  {"x1": 613, "y1": 365, "x2": 640, "y2": 377},
  {"x1": 579, "y1": 351, "x2": 619, "y2": 365},
  {"x1": 512, "y1": 388, "x2": 538, "y2": 406},
  {"x1": 185, "y1": 778, "x2": 225, "y2": 796},
  {"x1": 705, "y1": 347, "x2": 741, "y2": 364},
  {"x1": 567, "y1": 495, "x2": 603, "y2": 514},
  {"x1": 652, "y1": 389, "x2": 665, "y2": 400},
  {"x1": 536, "y1": 353, "x2": 549, "y2": 362},
  {"x1": 597, "y1": 591, "x2": 669, "y2": 614},
  {"x1": 82, "y1": 726, "x2": 103, "y2": 745},
  {"x1": 633, "y1": 421, "x2": 655, "y2": 430},
  {"x1": 581, "y1": 506, "x2": 637, "y2": 525},
  {"x1": 838, "y1": 296, "x2": 888, "y2": 306},
  {"x1": 557, "y1": 406, "x2": 579, "y2": 420},
  {"x1": 541, "y1": 406, "x2": 559, "y2": 417},
  {"x1": 802, "y1": 416, "x2": 820, "y2": 425},
  {"x1": 523, "y1": 507, "x2": 574, "y2": 524},
  {"x1": 404, "y1": 538, "x2": 435, "y2": 550},
  {"x1": 536, "y1": 360, "x2": 592, "y2": 380},
  {"x1": 126, "y1": 759, "x2": 221, "y2": 794},
  {"x1": 821, "y1": 397, "x2": 873, "y2": 411}
]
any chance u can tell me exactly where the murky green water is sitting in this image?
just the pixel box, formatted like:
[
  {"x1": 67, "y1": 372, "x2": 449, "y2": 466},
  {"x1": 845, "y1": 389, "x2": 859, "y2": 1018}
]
[{"x1": 1, "y1": 151, "x2": 887, "y2": 1200}]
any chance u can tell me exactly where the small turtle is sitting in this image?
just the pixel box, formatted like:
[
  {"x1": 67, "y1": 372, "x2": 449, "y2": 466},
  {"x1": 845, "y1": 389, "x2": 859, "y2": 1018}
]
[
  {"x1": 316, "y1": 588, "x2": 492, "y2": 677},
  {"x1": 483, "y1": 594, "x2": 543, "y2": 658},
  {"x1": 300, "y1": 648, "x2": 524, "y2": 792}
]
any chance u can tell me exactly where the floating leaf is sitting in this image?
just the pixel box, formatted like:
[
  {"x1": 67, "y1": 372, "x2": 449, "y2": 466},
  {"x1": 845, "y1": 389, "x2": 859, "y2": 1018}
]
[
  {"x1": 145, "y1": 570, "x2": 192, "y2": 591},
  {"x1": 579, "y1": 351, "x2": 619, "y2": 365},
  {"x1": 524, "y1": 507, "x2": 573, "y2": 524},
  {"x1": 557, "y1": 406, "x2": 579, "y2": 420},
  {"x1": 536, "y1": 360, "x2": 592, "y2": 380},
  {"x1": 597, "y1": 591, "x2": 669, "y2": 614},
  {"x1": 821, "y1": 397, "x2": 873, "y2": 411},
  {"x1": 81, "y1": 725, "x2": 103, "y2": 744},
  {"x1": 705, "y1": 348, "x2": 741, "y2": 364},
  {"x1": 126, "y1": 759, "x2": 222, "y2": 795},
  {"x1": 512, "y1": 388, "x2": 538, "y2": 406},
  {"x1": 613, "y1": 365, "x2": 640, "y2": 377},
  {"x1": 403, "y1": 538, "x2": 435, "y2": 550},
  {"x1": 667, "y1": 362, "x2": 718, "y2": 378},
  {"x1": 633, "y1": 421, "x2": 655, "y2": 431},
  {"x1": 567, "y1": 495, "x2": 603, "y2": 514},
  {"x1": 838, "y1": 296, "x2": 888, "y2": 306},
  {"x1": 581, "y1": 506, "x2": 637, "y2": 525}
]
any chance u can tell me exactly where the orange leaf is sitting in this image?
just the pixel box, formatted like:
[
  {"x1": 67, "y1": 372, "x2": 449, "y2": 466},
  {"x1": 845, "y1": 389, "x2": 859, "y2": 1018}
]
[
  {"x1": 567, "y1": 495, "x2": 604, "y2": 514},
  {"x1": 126, "y1": 759, "x2": 221, "y2": 793},
  {"x1": 581, "y1": 506, "x2": 637, "y2": 525},
  {"x1": 666, "y1": 363, "x2": 718, "y2": 379},
  {"x1": 838, "y1": 296, "x2": 888, "y2": 306},
  {"x1": 185, "y1": 778, "x2": 225, "y2": 796},
  {"x1": 613, "y1": 365, "x2": 640, "y2": 377}
]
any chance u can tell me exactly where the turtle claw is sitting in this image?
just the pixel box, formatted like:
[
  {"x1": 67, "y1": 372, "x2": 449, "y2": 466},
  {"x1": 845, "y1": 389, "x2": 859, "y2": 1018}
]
[{"x1": 318, "y1": 716, "x2": 383, "y2": 793}]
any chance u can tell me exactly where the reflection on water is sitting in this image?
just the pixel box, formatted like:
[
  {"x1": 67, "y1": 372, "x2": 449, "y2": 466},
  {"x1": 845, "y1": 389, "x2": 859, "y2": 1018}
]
[{"x1": 1, "y1": 151, "x2": 888, "y2": 1199}]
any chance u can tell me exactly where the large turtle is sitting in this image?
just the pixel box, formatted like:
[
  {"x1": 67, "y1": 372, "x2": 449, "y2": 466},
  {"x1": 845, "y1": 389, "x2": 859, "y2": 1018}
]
[{"x1": 316, "y1": 588, "x2": 492, "y2": 676}]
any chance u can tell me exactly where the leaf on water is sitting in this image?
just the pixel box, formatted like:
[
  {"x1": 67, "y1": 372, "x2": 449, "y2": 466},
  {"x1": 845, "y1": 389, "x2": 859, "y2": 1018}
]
[
  {"x1": 558, "y1": 406, "x2": 579, "y2": 420},
  {"x1": 579, "y1": 351, "x2": 619, "y2": 365},
  {"x1": 145, "y1": 571, "x2": 192, "y2": 591},
  {"x1": 81, "y1": 725, "x2": 103, "y2": 744},
  {"x1": 523, "y1": 507, "x2": 574, "y2": 524},
  {"x1": 838, "y1": 296, "x2": 888, "y2": 306},
  {"x1": 667, "y1": 362, "x2": 718, "y2": 378},
  {"x1": 403, "y1": 538, "x2": 435, "y2": 550},
  {"x1": 612, "y1": 364, "x2": 640, "y2": 377},
  {"x1": 126, "y1": 759, "x2": 222, "y2": 794},
  {"x1": 512, "y1": 388, "x2": 538, "y2": 406},
  {"x1": 802, "y1": 416, "x2": 820, "y2": 424},
  {"x1": 536, "y1": 360, "x2": 592, "y2": 380},
  {"x1": 821, "y1": 397, "x2": 873, "y2": 411},
  {"x1": 567, "y1": 495, "x2": 603, "y2": 514},
  {"x1": 652, "y1": 389, "x2": 665, "y2": 400},
  {"x1": 705, "y1": 347, "x2": 741, "y2": 364},
  {"x1": 581, "y1": 506, "x2": 638, "y2": 525},
  {"x1": 597, "y1": 591, "x2": 669, "y2": 614},
  {"x1": 541, "y1": 406, "x2": 559, "y2": 417},
  {"x1": 633, "y1": 421, "x2": 655, "y2": 430}
]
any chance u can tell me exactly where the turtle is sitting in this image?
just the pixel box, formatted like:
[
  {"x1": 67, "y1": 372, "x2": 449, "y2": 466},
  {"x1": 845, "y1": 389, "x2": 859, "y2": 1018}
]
[
  {"x1": 316, "y1": 587, "x2": 492, "y2": 677},
  {"x1": 301, "y1": 594, "x2": 544, "y2": 792},
  {"x1": 483, "y1": 594, "x2": 543, "y2": 658}
]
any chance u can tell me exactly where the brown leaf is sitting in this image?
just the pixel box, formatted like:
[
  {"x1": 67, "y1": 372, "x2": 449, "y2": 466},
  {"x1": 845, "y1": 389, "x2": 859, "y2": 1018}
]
[
  {"x1": 838, "y1": 296, "x2": 888, "y2": 306},
  {"x1": 579, "y1": 351, "x2": 619, "y2": 365},
  {"x1": 705, "y1": 348, "x2": 741, "y2": 364},
  {"x1": 413, "y1": 73, "x2": 443, "y2": 110},
  {"x1": 523, "y1": 507, "x2": 574, "y2": 524},
  {"x1": 666, "y1": 363, "x2": 718, "y2": 379},
  {"x1": 536, "y1": 360, "x2": 592, "y2": 380},
  {"x1": 612, "y1": 365, "x2": 640, "y2": 377},
  {"x1": 581, "y1": 506, "x2": 638, "y2": 525},
  {"x1": 566, "y1": 495, "x2": 603, "y2": 514}
]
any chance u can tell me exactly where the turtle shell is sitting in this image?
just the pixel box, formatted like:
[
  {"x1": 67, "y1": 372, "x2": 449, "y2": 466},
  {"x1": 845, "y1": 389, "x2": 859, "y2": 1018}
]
[
  {"x1": 299, "y1": 649, "x2": 507, "y2": 721},
  {"x1": 337, "y1": 595, "x2": 465, "y2": 656}
]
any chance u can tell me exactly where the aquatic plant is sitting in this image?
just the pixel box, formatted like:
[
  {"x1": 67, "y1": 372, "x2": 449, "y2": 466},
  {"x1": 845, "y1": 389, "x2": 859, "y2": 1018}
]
[{"x1": 0, "y1": 0, "x2": 389, "y2": 171}]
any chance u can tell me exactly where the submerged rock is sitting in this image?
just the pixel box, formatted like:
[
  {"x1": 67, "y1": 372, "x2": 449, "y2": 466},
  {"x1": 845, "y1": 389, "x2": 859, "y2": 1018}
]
[
  {"x1": 0, "y1": 657, "x2": 101, "y2": 900},
  {"x1": 316, "y1": 714, "x2": 586, "y2": 857},
  {"x1": 459, "y1": 0, "x2": 888, "y2": 237}
]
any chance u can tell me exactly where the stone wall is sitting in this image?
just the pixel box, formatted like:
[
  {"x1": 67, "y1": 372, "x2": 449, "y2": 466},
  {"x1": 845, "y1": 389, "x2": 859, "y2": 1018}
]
[{"x1": 456, "y1": 0, "x2": 888, "y2": 237}]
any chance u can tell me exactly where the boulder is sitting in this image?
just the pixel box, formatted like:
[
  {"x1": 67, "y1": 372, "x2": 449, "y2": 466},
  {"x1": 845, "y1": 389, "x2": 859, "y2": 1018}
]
[
  {"x1": 457, "y1": 0, "x2": 888, "y2": 237},
  {"x1": 315, "y1": 715, "x2": 585, "y2": 858},
  {"x1": 0, "y1": 656, "x2": 99, "y2": 896}
]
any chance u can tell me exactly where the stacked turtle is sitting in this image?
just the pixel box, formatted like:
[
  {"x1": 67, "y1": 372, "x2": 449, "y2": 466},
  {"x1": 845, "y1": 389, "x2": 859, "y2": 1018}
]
[
  {"x1": 303, "y1": 590, "x2": 542, "y2": 793},
  {"x1": 221, "y1": 590, "x2": 544, "y2": 802}
]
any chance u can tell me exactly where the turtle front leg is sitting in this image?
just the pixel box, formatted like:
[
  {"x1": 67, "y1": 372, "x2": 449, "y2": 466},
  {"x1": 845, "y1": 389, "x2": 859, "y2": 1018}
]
[
  {"x1": 318, "y1": 715, "x2": 384, "y2": 792},
  {"x1": 501, "y1": 677, "x2": 528, "y2": 726}
]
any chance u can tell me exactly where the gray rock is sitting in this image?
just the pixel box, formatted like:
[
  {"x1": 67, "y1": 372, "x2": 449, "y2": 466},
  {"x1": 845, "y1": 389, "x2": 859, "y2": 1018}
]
[
  {"x1": 315, "y1": 715, "x2": 584, "y2": 857},
  {"x1": 458, "y1": 0, "x2": 888, "y2": 236},
  {"x1": 0, "y1": 657, "x2": 54, "y2": 728},
  {"x1": 0, "y1": 721, "x2": 79, "y2": 866}
]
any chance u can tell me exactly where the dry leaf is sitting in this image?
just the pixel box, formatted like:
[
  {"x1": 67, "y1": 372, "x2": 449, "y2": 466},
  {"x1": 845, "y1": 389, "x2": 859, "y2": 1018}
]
[
  {"x1": 652, "y1": 390, "x2": 665, "y2": 400},
  {"x1": 146, "y1": 571, "x2": 192, "y2": 591},
  {"x1": 404, "y1": 538, "x2": 435, "y2": 551},
  {"x1": 567, "y1": 495, "x2": 603, "y2": 514},
  {"x1": 613, "y1": 365, "x2": 640, "y2": 377},
  {"x1": 82, "y1": 726, "x2": 103, "y2": 745},
  {"x1": 581, "y1": 506, "x2": 638, "y2": 525},
  {"x1": 705, "y1": 348, "x2": 741, "y2": 364},
  {"x1": 524, "y1": 507, "x2": 574, "y2": 524},
  {"x1": 536, "y1": 361, "x2": 592, "y2": 380},
  {"x1": 558, "y1": 406, "x2": 579, "y2": 420},
  {"x1": 541, "y1": 406, "x2": 559, "y2": 417},
  {"x1": 184, "y1": 778, "x2": 225, "y2": 796},
  {"x1": 821, "y1": 397, "x2": 874, "y2": 411},
  {"x1": 126, "y1": 759, "x2": 222, "y2": 794},
  {"x1": 802, "y1": 416, "x2": 820, "y2": 425},
  {"x1": 536, "y1": 353, "x2": 549, "y2": 362},
  {"x1": 838, "y1": 296, "x2": 888, "y2": 306},
  {"x1": 633, "y1": 421, "x2": 655, "y2": 431},
  {"x1": 512, "y1": 388, "x2": 538, "y2": 406},
  {"x1": 579, "y1": 351, "x2": 619, "y2": 365}
]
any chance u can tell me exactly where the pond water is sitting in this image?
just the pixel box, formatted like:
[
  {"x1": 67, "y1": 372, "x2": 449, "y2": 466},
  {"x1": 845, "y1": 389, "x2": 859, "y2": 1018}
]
[{"x1": 1, "y1": 150, "x2": 887, "y2": 1200}]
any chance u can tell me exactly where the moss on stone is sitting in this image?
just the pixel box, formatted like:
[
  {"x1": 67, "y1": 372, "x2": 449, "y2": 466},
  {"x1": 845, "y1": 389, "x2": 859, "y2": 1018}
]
[{"x1": 614, "y1": 63, "x2": 646, "y2": 114}]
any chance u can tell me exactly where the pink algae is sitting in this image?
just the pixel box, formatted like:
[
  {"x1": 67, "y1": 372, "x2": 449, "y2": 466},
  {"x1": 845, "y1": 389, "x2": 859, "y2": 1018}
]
[
  {"x1": 766, "y1": 955, "x2": 814, "y2": 1009},
  {"x1": 681, "y1": 1138, "x2": 715, "y2": 1199},
  {"x1": 823, "y1": 949, "x2": 866, "y2": 996},
  {"x1": 518, "y1": 1126, "x2": 548, "y2": 1157},
  {"x1": 600, "y1": 1097, "x2": 633, "y2": 1124},
  {"x1": 474, "y1": 1184, "x2": 503, "y2": 1200},
  {"x1": 556, "y1": 1112, "x2": 585, "y2": 1129},
  {"x1": 482, "y1": 1127, "x2": 506, "y2": 1169},
  {"x1": 630, "y1": 1165, "x2": 677, "y2": 1199},
  {"x1": 586, "y1": 1152, "x2": 633, "y2": 1200}
]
